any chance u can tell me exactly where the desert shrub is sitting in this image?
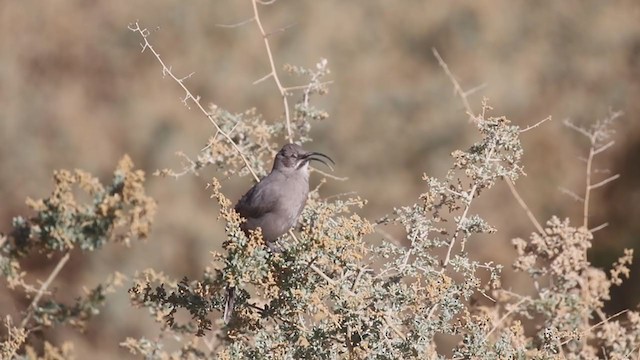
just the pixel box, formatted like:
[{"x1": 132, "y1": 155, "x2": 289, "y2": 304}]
[
  {"x1": 1, "y1": 2, "x2": 637, "y2": 359},
  {"x1": 1, "y1": 156, "x2": 155, "y2": 359}
]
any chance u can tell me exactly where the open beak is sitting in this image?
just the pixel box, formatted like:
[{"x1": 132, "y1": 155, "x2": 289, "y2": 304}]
[{"x1": 302, "y1": 151, "x2": 335, "y2": 170}]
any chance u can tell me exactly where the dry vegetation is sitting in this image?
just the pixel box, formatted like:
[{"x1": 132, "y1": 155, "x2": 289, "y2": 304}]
[{"x1": 1, "y1": 1, "x2": 640, "y2": 359}]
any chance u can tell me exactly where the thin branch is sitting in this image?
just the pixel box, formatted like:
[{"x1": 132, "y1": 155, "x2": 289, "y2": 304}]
[
  {"x1": 559, "y1": 187, "x2": 584, "y2": 203},
  {"x1": 310, "y1": 264, "x2": 336, "y2": 286},
  {"x1": 589, "y1": 174, "x2": 620, "y2": 190},
  {"x1": 563, "y1": 119, "x2": 592, "y2": 140},
  {"x1": 284, "y1": 80, "x2": 334, "y2": 92},
  {"x1": 309, "y1": 264, "x2": 357, "y2": 298},
  {"x1": 310, "y1": 167, "x2": 348, "y2": 181},
  {"x1": 442, "y1": 184, "x2": 477, "y2": 268},
  {"x1": 559, "y1": 309, "x2": 628, "y2": 346},
  {"x1": 178, "y1": 72, "x2": 195, "y2": 82},
  {"x1": 446, "y1": 188, "x2": 465, "y2": 198},
  {"x1": 432, "y1": 47, "x2": 475, "y2": 120},
  {"x1": 264, "y1": 22, "x2": 297, "y2": 37},
  {"x1": 323, "y1": 191, "x2": 358, "y2": 201},
  {"x1": 583, "y1": 147, "x2": 594, "y2": 228},
  {"x1": 593, "y1": 140, "x2": 615, "y2": 155},
  {"x1": 623, "y1": 344, "x2": 640, "y2": 359},
  {"x1": 479, "y1": 290, "x2": 496, "y2": 302},
  {"x1": 506, "y1": 178, "x2": 545, "y2": 235},
  {"x1": 520, "y1": 116, "x2": 552, "y2": 133},
  {"x1": 288, "y1": 230, "x2": 354, "y2": 296},
  {"x1": 483, "y1": 297, "x2": 529, "y2": 340},
  {"x1": 20, "y1": 252, "x2": 71, "y2": 329},
  {"x1": 128, "y1": 21, "x2": 260, "y2": 182},
  {"x1": 350, "y1": 266, "x2": 369, "y2": 291},
  {"x1": 565, "y1": 112, "x2": 620, "y2": 229},
  {"x1": 432, "y1": 50, "x2": 498, "y2": 267},
  {"x1": 251, "y1": 0, "x2": 293, "y2": 143},
  {"x1": 462, "y1": 82, "x2": 487, "y2": 97},
  {"x1": 398, "y1": 249, "x2": 412, "y2": 274},
  {"x1": 383, "y1": 315, "x2": 406, "y2": 340},
  {"x1": 300, "y1": 248, "x2": 360, "y2": 298},
  {"x1": 426, "y1": 303, "x2": 439, "y2": 322},
  {"x1": 589, "y1": 222, "x2": 609, "y2": 233},
  {"x1": 204, "y1": 121, "x2": 241, "y2": 152},
  {"x1": 252, "y1": 72, "x2": 273, "y2": 85},
  {"x1": 594, "y1": 168, "x2": 612, "y2": 175},
  {"x1": 215, "y1": 17, "x2": 255, "y2": 28}
]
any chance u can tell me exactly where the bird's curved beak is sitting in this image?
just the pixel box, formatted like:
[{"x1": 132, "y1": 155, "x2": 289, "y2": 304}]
[{"x1": 302, "y1": 151, "x2": 335, "y2": 170}]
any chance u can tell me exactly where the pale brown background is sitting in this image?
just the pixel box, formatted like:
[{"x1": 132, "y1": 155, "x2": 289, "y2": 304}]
[{"x1": 1, "y1": 1, "x2": 639, "y2": 358}]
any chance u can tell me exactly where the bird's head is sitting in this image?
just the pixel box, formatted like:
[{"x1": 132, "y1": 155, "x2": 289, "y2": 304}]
[{"x1": 272, "y1": 143, "x2": 334, "y2": 174}]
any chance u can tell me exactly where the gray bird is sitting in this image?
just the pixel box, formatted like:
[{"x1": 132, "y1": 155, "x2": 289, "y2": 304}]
[{"x1": 224, "y1": 143, "x2": 334, "y2": 324}]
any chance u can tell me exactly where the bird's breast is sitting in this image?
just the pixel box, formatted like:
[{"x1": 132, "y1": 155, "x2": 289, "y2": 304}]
[{"x1": 276, "y1": 177, "x2": 308, "y2": 223}]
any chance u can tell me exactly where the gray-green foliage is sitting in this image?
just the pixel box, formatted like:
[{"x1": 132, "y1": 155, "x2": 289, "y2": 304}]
[
  {"x1": 2, "y1": 15, "x2": 637, "y2": 360},
  {"x1": 0, "y1": 156, "x2": 155, "y2": 357},
  {"x1": 124, "y1": 55, "x2": 636, "y2": 358}
]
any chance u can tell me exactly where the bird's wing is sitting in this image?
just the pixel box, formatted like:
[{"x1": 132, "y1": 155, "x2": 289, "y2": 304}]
[{"x1": 234, "y1": 176, "x2": 280, "y2": 219}]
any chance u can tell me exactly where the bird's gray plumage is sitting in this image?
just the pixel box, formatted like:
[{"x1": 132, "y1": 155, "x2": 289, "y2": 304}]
[
  {"x1": 236, "y1": 170, "x2": 308, "y2": 244},
  {"x1": 224, "y1": 143, "x2": 334, "y2": 324}
]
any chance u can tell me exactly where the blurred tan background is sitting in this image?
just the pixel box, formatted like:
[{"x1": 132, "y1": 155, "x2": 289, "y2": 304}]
[{"x1": 1, "y1": 1, "x2": 639, "y2": 358}]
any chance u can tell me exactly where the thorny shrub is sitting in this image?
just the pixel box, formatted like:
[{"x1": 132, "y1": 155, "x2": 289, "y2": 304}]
[
  {"x1": 0, "y1": 156, "x2": 156, "y2": 359},
  {"x1": 1, "y1": 10, "x2": 638, "y2": 360}
]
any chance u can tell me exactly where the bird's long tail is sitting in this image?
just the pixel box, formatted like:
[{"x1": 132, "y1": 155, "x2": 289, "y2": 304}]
[{"x1": 223, "y1": 286, "x2": 235, "y2": 324}]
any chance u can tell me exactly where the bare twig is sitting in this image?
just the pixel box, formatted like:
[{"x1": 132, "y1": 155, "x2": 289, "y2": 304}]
[
  {"x1": 563, "y1": 113, "x2": 621, "y2": 229},
  {"x1": 589, "y1": 222, "x2": 609, "y2": 233},
  {"x1": 442, "y1": 184, "x2": 477, "y2": 268},
  {"x1": 251, "y1": 0, "x2": 294, "y2": 143},
  {"x1": 463, "y1": 83, "x2": 488, "y2": 97},
  {"x1": 264, "y1": 22, "x2": 297, "y2": 37},
  {"x1": 559, "y1": 187, "x2": 584, "y2": 202},
  {"x1": 432, "y1": 47, "x2": 482, "y2": 121},
  {"x1": 309, "y1": 264, "x2": 358, "y2": 299},
  {"x1": 383, "y1": 314, "x2": 406, "y2": 340},
  {"x1": 350, "y1": 266, "x2": 369, "y2": 291},
  {"x1": 589, "y1": 174, "x2": 620, "y2": 190},
  {"x1": 128, "y1": 21, "x2": 260, "y2": 182},
  {"x1": 483, "y1": 297, "x2": 529, "y2": 340},
  {"x1": 288, "y1": 230, "x2": 354, "y2": 296},
  {"x1": 432, "y1": 50, "x2": 498, "y2": 268},
  {"x1": 310, "y1": 167, "x2": 348, "y2": 181},
  {"x1": 323, "y1": 191, "x2": 358, "y2": 201},
  {"x1": 559, "y1": 309, "x2": 628, "y2": 346},
  {"x1": 479, "y1": 290, "x2": 496, "y2": 302},
  {"x1": 593, "y1": 141, "x2": 615, "y2": 155},
  {"x1": 215, "y1": 17, "x2": 255, "y2": 28},
  {"x1": 284, "y1": 80, "x2": 334, "y2": 92},
  {"x1": 520, "y1": 116, "x2": 552, "y2": 133},
  {"x1": 506, "y1": 178, "x2": 545, "y2": 235},
  {"x1": 253, "y1": 72, "x2": 273, "y2": 85},
  {"x1": 583, "y1": 147, "x2": 595, "y2": 228},
  {"x1": 20, "y1": 252, "x2": 71, "y2": 329},
  {"x1": 563, "y1": 119, "x2": 592, "y2": 139},
  {"x1": 310, "y1": 264, "x2": 337, "y2": 286}
]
